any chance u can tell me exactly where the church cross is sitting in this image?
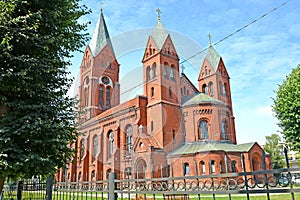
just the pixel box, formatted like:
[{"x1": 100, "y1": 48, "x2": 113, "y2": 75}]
[{"x1": 156, "y1": 8, "x2": 162, "y2": 20}]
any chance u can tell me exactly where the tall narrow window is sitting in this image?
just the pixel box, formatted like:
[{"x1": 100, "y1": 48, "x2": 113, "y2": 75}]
[
  {"x1": 146, "y1": 66, "x2": 151, "y2": 81},
  {"x1": 219, "y1": 81, "x2": 223, "y2": 96},
  {"x1": 106, "y1": 87, "x2": 111, "y2": 107},
  {"x1": 210, "y1": 160, "x2": 216, "y2": 174},
  {"x1": 84, "y1": 77, "x2": 89, "y2": 106},
  {"x1": 108, "y1": 131, "x2": 114, "y2": 158},
  {"x1": 200, "y1": 161, "x2": 206, "y2": 174},
  {"x1": 223, "y1": 83, "x2": 227, "y2": 96},
  {"x1": 126, "y1": 125, "x2": 133, "y2": 153},
  {"x1": 202, "y1": 84, "x2": 208, "y2": 95},
  {"x1": 208, "y1": 82, "x2": 214, "y2": 96},
  {"x1": 80, "y1": 139, "x2": 85, "y2": 160},
  {"x1": 164, "y1": 63, "x2": 168, "y2": 78},
  {"x1": 231, "y1": 160, "x2": 237, "y2": 172},
  {"x1": 170, "y1": 66, "x2": 175, "y2": 80},
  {"x1": 199, "y1": 120, "x2": 208, "y2": 139},
  {"x1": 220, "y1": 161, "x2": 224, "y2": 173},
  {"x1": 98, "y1": 86, "x2": 104, "y2": 108},
  {"x1": 151, "y1": 87, "x2": 154, "y2": 97},
  {"x1": 93, "y1": 135, "x2": 98, "y2": 159},
  {"x1": 183, "y1": 163, "x2": 190, "y2": 175},
  {"x1": 221, "y1": 120, "x2": 227, "y2": 140},
  {"x1": 151, "y1": 121, "x2": 154, "y2": 132},
  {"x1": 152, "y1": 63, "x2": 157, "y2": 78},
  {"x1": 149, "y1": 67, "x2": 153, "y2": 80}
]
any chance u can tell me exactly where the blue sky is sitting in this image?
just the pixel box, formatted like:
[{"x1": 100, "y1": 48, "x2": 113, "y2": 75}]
[{"x1": 69, "y1": 0, "x2": 300, "y2": 145}]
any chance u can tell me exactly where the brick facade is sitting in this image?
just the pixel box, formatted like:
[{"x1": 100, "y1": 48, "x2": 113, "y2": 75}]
[{"x1": 56, "y1": 11, "x2": 271, "y2": 182}]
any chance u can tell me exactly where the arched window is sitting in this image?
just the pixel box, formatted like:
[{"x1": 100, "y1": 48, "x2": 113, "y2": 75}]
[
  {"x1": 106, "y1": 87, "x2": 111, "y2": 107},
  {"x1": 152, "y1": 63, "x2": 157, "y2": 78},
  {"x1": 125, "y1": 125, "x2": 133, "y2": 153},
  {"x1": 78, "y1": 172, "x2": 82, "y2": 182},
  {"x1": 170, "y1": 65, "x2": 175, "y2": 80},
  {"x1": 184, "y1": 86, "x2": 186, "y2": 95},
  {"x1": 106, "y1": 169, "x2": 111, "y2": 180},
  {"x1": 93, "y1": 135, "x2": 98, "y2": 159},
  {"x1": 151, "y1": 87, "x2": 154, "y2": 97},
  {"x1": 208, "y1": 82, "x2": 214, "y2": 96},
  {"x1": 219, "y1": 81, "x2": 223, "y2": 96},
  {"x1": 223, "y1": 83, "x2": 227, "y2": 96},
  {"x1": 200, "y1": 161, "x2": 206, "y2": 174},
  {"x1": 205, "y1": 66, "x2": 208, "y2": 75},
  {"x1": 220, "y1": 161, "x2": 224, "y2": 173},
  {"x1": 146, "y1": 66, "x2": 151, "y2": 81},
  {"x1": 231, "y1": 160, "x2": 237, "y2": 172},
  {"x1": 210, "y1": 160, "x2": 216, "y2": 174},
  {"x1": 199, "y1": 120, "x2": 208, "y2": 139},
  {"x1": 202, "y1": 84, "x2": 208, "y2": 95},
  {"x1": 149, "y1": 45, "x2": 152, "y2": 55},
  {"x1": 183, "y1": 163, "x2": 190, "y2": 175},
  {"x1": 98, "y1": 85, "x2": 104, "y2": 108},
  {"x1": 80, "y1": 139, "x2": 85, "y2": 160},
  {"x1": 83, "y1": 77, "x2": 89, "y2": 106},
  {"x1": 149, "y1": 67, "x2": 153, "y2": 80},
  {"x1": 169, "y1": 86, "x2": 172, "y2": 98},
  {"x1": 221, "y1": 120, "x2": 227, "y2": 140},
  {"x1": 125, "y1": 167, "x2": 132, "y2": 179},
  {"x1": 108, "y1": 131, "x2": 114, "y2": 158},
  {"x1": 91, "y1": 170, "x2": 95, "y2": 180},
  {"x1": 164, "y1": 62, "x2": 168, "y2": 78}
]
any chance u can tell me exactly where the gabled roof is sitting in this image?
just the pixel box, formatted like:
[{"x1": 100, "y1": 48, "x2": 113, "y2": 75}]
[
  {"x1": 168, "y1": 141, "x2": 256, "y2": 157},
  {"x1": 89, "y1": 11, "x2": 115, "y2": 57},
  {"x1": 151, "y1": 20, "x2": 169, "y2": 50},
  {"x1": 205, "y1": 45, "x2": 221, "y2": 70},
  {"x1": 182, "y1": 92, "x2": 224, "y2": 106}
]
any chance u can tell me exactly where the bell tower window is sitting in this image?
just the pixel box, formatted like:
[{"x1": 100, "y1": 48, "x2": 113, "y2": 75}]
[
  {"x1": 199, "y1": 120, "x2": 208, "y2": 139},
  {"x1": 98, "y1": 85, "x2": 104, "y2": 108},
  {"x1": 106, "y1": 87, "x2": 111, "y2": 107}
]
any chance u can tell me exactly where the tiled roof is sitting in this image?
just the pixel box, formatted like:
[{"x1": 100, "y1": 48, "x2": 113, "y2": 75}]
[
  {"x1": 168, "y1": 141, "x2": 256, "y2": 157},
  {"x1": 151, "y1": 20, "x2": 169, "y2": 50},
  {"x1": 89, "y1": 12, "x2": 115, "y2": 57},
  {"x1": 206, "y1": 45, "x2": 221, "y2": 70},
  {"x1": 182, "y1": 92, "x2": 224, "y2": 106}
]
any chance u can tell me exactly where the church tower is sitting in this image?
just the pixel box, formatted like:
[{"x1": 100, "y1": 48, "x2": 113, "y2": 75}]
[
  {"x1": 142, "y1": 10, "x2": 184, "y2": 152},
  {"x1": 198, "y1": 38, "x2": 236, "y2": 143},
  {"x1": 78, "y1": 9, "x2": 120, "y2": 121}
]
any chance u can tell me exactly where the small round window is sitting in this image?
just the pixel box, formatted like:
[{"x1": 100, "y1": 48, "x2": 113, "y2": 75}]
[{"x1": 102, "y1": 76, "x2": 109, "y2": 85}]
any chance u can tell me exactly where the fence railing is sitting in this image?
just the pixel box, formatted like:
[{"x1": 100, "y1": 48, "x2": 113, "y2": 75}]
[{"x1": 51, "y1": 167, "x2": 300, "y2": 200}]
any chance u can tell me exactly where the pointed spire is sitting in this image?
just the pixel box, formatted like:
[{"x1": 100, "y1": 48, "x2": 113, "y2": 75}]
[
  {"x1": 89, "y1": 9, "x2": 115, "y2": 57},
  {"x1": 208, "y1": 34, "x2": 212, "y2": 47},
  {"x1": 151, "y1": 9, "x2": 168, "y2": 50},
  {"x1": 206, "y1": 45, "x2": 221, "y2": 70}
]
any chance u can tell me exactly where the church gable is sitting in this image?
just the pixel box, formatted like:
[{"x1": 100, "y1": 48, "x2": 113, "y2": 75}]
[
  {"x1": 216, "y1": 58, "x2": 229, "y2": 78},
  {"x1": 142, "y1": 37, "x2": 159, "y2": 61},
  {"x1": 159, "y1": 35, "x2": 178, "y2": 58},
  {"x1": 198, "y1": 59, "x2": 216, "y2": 80}
]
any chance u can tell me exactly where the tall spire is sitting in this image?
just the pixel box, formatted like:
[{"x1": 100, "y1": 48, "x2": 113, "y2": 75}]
[
  {"x1": 151, "y1": 9, "x2": 168, "y2": 50},
  {"x1": 89, "y1": 9, "x2": 115, "y2": 57}
]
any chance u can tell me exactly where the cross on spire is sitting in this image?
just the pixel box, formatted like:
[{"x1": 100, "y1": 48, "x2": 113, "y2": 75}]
[
  {"x1": 208, "y1": 34, "x2": 212, "y2": 46},
  {"x1": 100, "y1": 1, "x2": 104, "y2": 12},
  {"x1": 156, "y1": 8, "x2": 162, "y2": 20}
]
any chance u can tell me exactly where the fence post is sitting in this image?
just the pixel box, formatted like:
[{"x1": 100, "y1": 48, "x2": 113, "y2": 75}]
[
  {"x1": 16, "y1": 181, "x2": 23, "y2": 200},
  {"x1": 46, "y1": 177, "x2": 54, "y2": 200},
  {"x1": 108, "y1": 172, "x2": 117, "y2": 200},
  {"x1": 241, "y1": 153, "x2": 250, "y2": 200},
  {"x1": 284, "y1": 146, "x2": 295, "y2": 200}
]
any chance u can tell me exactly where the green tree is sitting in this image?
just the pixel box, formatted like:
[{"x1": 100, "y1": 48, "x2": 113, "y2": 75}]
[
  {"x1": 273, "y1": 64, "x2": 300, "y2": 150},
  {"x1": 0, "y1": 0, "x2": 90, "y2": 193},
  {"x1": 263, "y1": 134, "x2": 284, "y2": 169}
]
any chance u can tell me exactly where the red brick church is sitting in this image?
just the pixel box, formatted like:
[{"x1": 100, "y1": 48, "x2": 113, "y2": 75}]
[{"x1": 57, "y1": 9, "x2": 271, "y2": 182}]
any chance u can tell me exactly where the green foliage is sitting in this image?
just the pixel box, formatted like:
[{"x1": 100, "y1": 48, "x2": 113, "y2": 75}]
[
  {"x1": 273, "y1": 64, "x2": 300, "y2": 151},
  {"x1": 0, "y1": 0, "x2": 90, "y2": 180},
  {"x1": 263, "y1": 134, "x2": 284, "y2": 169}
]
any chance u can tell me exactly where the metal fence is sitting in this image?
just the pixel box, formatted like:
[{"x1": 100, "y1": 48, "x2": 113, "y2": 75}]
[
  {"x1": 51, "y1": 167, "x2": 300, "y2": 200},
  {"x1": 2, "y1": 168, "x2": 300, "y2": 200}
]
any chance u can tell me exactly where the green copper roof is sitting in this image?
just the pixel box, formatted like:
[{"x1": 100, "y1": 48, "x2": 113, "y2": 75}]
[
  {"x1": 89, "y1": 11, "x2": 115, "y2": 57},
  {"x1": 182, "y1": 92, "x2": 224, "y2": 106},
  {"x1": 206, "y1": 45, "x2": 221, "y2": 70},
  {"x1": 168, "y1": 141, "x2": 256, "y2": 157},
  {"x1": 151, "y1": 20, "x2": 169, "y2": 50}
]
